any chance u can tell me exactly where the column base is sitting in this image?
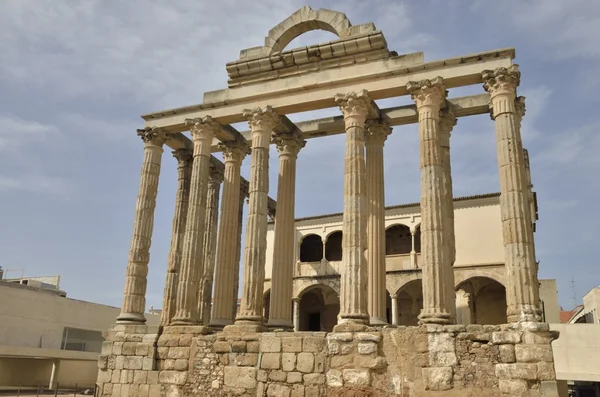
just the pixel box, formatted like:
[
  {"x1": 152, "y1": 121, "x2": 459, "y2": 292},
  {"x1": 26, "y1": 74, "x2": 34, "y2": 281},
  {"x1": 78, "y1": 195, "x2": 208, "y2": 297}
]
[
  {"x1": 266, "y1": 319, "x2": 294, "y2": 331},
  {"x1": 170, "y1": 318, "x2": 201, "y2": 326},
  {"x1": 507, "y1": 305, "x2": 542, "y2": 324},
  {"x1": 333, "y1": 321, "x2": 369, "y2": 332},
  {"x1": 369, "y1": 317, "x2": 389, "y2": 327},
  {"x1": 163, "y1": 325, "x2": 212, "y2": 335},
  {"x1": 224, "y1": 323, "x2": 268, "y2": 334},
  {"x1": 115, "y1": 312, "x2": 147, "y2": 324},
  {"x1": 418, "y1": 310, "x2": 452, "y2": 325}
]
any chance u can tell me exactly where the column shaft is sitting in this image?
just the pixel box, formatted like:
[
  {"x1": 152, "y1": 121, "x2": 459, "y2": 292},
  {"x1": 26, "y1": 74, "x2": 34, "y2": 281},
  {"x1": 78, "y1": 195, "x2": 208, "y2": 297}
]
[
  {"x1": 117, "y1": 128, "x2": 166, "y2": 324},
  {"x1": 232, "y1": 188, "x2": 246, "y2": 320},
  {"x1": 365, "y1": 120, "x2": 390, "y2": 326},
  {"x1": 235, "y1": 107, "x2": 279, "y2": 327},
  {"x1": 199, "y1": 167, "x2": 223, "y2": 324},
  {"x1": 439, "y1": 109, "x2": 457, "y2": 323},
  {"x1": 391, "y1": 295, "x2": 399, "y2": 326},
  {"x1": 209, "y1": 142, "x2": 248, "y2": 327},
  {"x1": 160, "y1": 149, "x2": 192, "y2": 326},
  {"x1": 292, "y1": 298, "x2": 300, "y2": 332},
  {"x1": 334, "y1": 91, "x2": 373, "y2": 328},
  {"x1": 483, "y1": 66, "x2": 540, "y2": 323},
  {"x1": 410, "y1": 230, "x2": 417, "y2": 268},
  {"x1": 171, "y1": 117, "x2": 219, "y2": 325},
  {"x1": 268, "y1": 133, "x2": 305, "y2": 329},
  {"x1": 408, "y1": 77, "x2": 452, "y2": 325}
]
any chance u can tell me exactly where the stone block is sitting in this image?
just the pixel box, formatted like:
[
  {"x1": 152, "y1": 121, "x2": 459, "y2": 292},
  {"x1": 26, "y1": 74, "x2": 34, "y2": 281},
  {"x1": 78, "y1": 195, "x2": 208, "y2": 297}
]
[
  {"x1": 157, "y1": 347, "x2": 169, "y2": 359},
  {"x1": 231, "y1": 352, "x2": 258, "y2": 366},
  {"x1": 101, "y1": 342, "x2": 113, "y2": 355},
  {"x1": 354, "y1": 355, "x2": 387, "y2": 369},
  {"x1": 495, "y1": 363, "x2": 538, "y2": 380},
  {"x1": 98, "y1": 355, "x2": 108, "y2": 370},
  {"x1": 142, "y1": 357, "x2": 154, "y2": 371},
  {"x1": 516, "y1": 344, "x2": 554, "y2": 363},
  {"x1": 158, "y1": 370, "x2": 188, "y2": 385},
  {"x1": 340, "y1": 343, "x2": 353, "y2": 355},
  {"x1": 148, "y1": 385, "x2": 160, "y2": 397},
  {"x1": 499, "y1": 379, "x2": 529, "y2": 395},
  {"x1": 328, "y1": 341, "x2": 340, "y2": 355},
  {"x1": 102, "y1": 384, "x2": 113, "y2": 396},
  {"x1": 98, "y1": 369, "x2": 112, "y2": 383},
  {"x1": 303, "y1": 373, "x2": 325, "y2": 385},
  {"x1": 260, "y1": 336, "x2": 282, "y2": 352},
  {"x1": 147, "y1": 371, "x2": 159, "y2": 385},
  {"x1": 492, "y1": 331, "x2": 522, "y2": 345},
  {"x1": 269, "y1": 370, "x2": 287, "y2": 382},
  {"x1": 266, "y1": 384, "x2": 290, "y2": 397},
  {"x1": 247, "y1": 341, "x2": 260, "y2": 353},
  {"x1": 231, "y1": 341, "x2": 247, "y2": 353},
  {"x1": 287, "y1": 371, "x2": 303, "y2": 383},
  {"x1": 213, "y1": 341, "x2": 231, "y2": 353},
  {"x1": 326, "y1": 369, "x2": 343, "y2": 387},
  {"x1": 305, "y1": 385, "x2": 320, "y2": 397},
  {"x1": 224, "y1": 366, "x2": 257, "y2": 389},
  {"x1": 282, "y1": 352, "x2": 296, "y2": 371},
  {"x1": 133, "y1": 370, "x2": 148, "y2": 383},
  {"x1": 343, "y1": 369, "x2": 371, "y2": 386},
  {"x1": 257, "y1": 369, "x2": 268, "y2": 382},
  {"x1": 423, "y1": 366, "x2": 453, "y2": 391},
  {"x1": 522, "y1": 331, "x2": 554, "y2": 345},
  {"x1": 355, "y1": 332, "x2": 382, "y2": 342},
  {"x1": 122, "y1": 342, "x2": 137, "y2": 355},
  {"x1": 261, "y1": 352, "x2": 281, "y2": 369},
  {"x1": 314, "y1": 354, "x2": 325, "y2": 373},
  {"x1": 178, "y1": 334, "x2": 192, "y2": 346},
  {"x1": 499, "y1": 344, "x2": 516, "y2": 363},
  {"x1": 112, "y1": 384, "x2": 122, "y2": 397},
  {"x1": 290, "y1": 384, "x2": 304, "y2": 397},
  {"x1": 466, "y1": 324, "x2": 484, "y2": 333},
  {"x1": 430, "y1": 351, "x2": 458, "y2": 366},
  {"x1": 428, "y1": 332, "x2": 455, "y2": 352},
  {"x1": 119, "y1": 369, "x2": 128, "y2": 384},
  {"x1": 173, "y1": 359, "x2": 188, "y2": 371},
  {"x1": 540, "y1": 381, "x2": 560, "y2": 397},
  {"x1": 124, "y1": 356, "x2": 143, "y2": 370},
  {"x1": 113, "y1": 342, "x2": 124, "y2": 355},
  {"x1": 166, "y1": 347, "x2": 190, "y2": 359},
  {"x1": 282, "y1": 336, "x2": 303, "y2": 352},
  {"x1": 357, "y1": 342, "x2": 377, "y2": 355},
  {"x1": 110, "y1": 369, "x2": 121, "y2": 383},
  {"x1": 297, "y1": 352, "x2": 314, "y2": 373},
  {"x1": 303, "y1": 336, "x2": 326, "y2": 352},
  {"x1": 135, "y1": 344, "x2": 149, "y2": 355},
  {"x1": 327, "y1": 332, "x2": 353, "y2": 342},
  {"x1": 537, "y1": 362, "x2": 556, "y2": 381}
]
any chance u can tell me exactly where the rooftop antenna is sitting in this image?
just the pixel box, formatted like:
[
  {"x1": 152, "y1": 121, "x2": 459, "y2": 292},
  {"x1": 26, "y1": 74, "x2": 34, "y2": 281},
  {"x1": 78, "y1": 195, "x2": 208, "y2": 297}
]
[{"x1": 570, "y1": 276, "x2": 577, "y2": 310}]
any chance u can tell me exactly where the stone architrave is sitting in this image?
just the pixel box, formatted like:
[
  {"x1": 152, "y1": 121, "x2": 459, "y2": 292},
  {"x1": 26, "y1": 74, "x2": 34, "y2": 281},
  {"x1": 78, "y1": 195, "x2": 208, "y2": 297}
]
[
  {"x1": 171, "y1": 117, "x2": 220, "y2": 326},
  {"x1": 365, "y1": 119, "x2": 391, "y2": 326},
  {"x1": 267, "y1": 132, "x2": 305, "y2": 329},
  {"x1": 439, "y1": 107, "x2": 457, "y2": 323},
  {"x1": 116, "y1": 127, "x2": 167, "y2": 324},
  {"x1": 160, "y1": 149, "x2": 193, "y2": 326},
  {"x1": 233, "y1": 106, "x2": 280, "y2": 329},
  {"x1": 482, "y1": 66, "x2": 541, "y2": 323},
  {"x1": 198, "y1": 166, "x2": 224, "y2": 324},
  {"x1": 407, "y1": 77, "x2": 453, "y2": 325},
  {"x1": 209, "y1": 141, "x2": 249, "y2": 328},
  {"x1": 333, "y1": 90, "x2": 374, "y2": 329}
]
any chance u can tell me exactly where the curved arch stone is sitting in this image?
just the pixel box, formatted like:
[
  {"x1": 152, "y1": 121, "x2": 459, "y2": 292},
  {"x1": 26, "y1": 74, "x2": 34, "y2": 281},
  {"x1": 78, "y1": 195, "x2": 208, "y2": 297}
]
[{"x1": 294, "y1": 277, "x2": 340, "y2": 298}]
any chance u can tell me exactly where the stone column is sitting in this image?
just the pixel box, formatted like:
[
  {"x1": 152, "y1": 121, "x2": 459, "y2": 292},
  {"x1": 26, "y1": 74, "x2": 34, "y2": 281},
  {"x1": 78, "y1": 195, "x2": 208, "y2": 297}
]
[
  {"x1": 209, "y1": 142, "x2": 249, "y2": 328},
  {"x1": 232, "y1": 185, "x2": 248, "y2": 320},
  {"x1": 268, "y1": 132, "x2": 305, "y2": 329},
  {"x1": 160, "y1": 149, "x2": 193, "y2": 326},
  {"x1": 117, "y1": 127, "x2": 166, "y2": 324},
  {"x1": 365, "y1": 120, "x2": 391, "y2": 326},
  {"x1": 171, "y1": 117, "x2": 219, "y2": 326},
  {"x1": 439, "y1": 107, "x2": 457, "y2": 323},
  {"x1": 391, "y1": 294, "x2": 399, "y2": 326},
  {"x1": 198, "y1": 166, "x2": 223, "y2": 324},
  {"x1": 407, "y1": 77, "x2": 453, "y2": 325},
  {"x1": 233, "y1": 106, "x2": 280, "y2": 330},
  {"x1": 483, "y1": 66, "x2": 540, "y2": 323},
  {"x1": 292, "y1": 297, "x2": 300, "y2": 332},
  {"x1": 334, "y1": 90, "x2": 373, "y2": 329},
  {"x1": 410, "y1": 228, "x2": 417, "y2": 268}
]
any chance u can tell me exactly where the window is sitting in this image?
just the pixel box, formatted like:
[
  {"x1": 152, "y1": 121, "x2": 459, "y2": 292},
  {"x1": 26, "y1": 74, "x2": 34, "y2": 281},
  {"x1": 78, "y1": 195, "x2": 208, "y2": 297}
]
[{"x1": 61, "y1": 327, "x2": 104, "y2": 353}]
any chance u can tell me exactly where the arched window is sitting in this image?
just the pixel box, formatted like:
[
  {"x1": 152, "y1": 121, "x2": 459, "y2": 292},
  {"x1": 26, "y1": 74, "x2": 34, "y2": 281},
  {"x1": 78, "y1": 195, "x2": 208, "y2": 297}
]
[
  {"x1": 300, "y1": 234, "x2": 323, "y2": 262},
  {"x1": 385, "y1": 224, "x2": 412, "y2": 255},
  {"x1": 325, "y1": 231, "x2": 343, "y2": 261}
]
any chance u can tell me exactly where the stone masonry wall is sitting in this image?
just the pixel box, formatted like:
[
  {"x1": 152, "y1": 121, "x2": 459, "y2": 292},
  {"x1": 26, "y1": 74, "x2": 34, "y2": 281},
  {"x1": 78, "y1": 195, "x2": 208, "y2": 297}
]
[{"x1": 96, "y1": 324, "x2": 560, "y2": 397}]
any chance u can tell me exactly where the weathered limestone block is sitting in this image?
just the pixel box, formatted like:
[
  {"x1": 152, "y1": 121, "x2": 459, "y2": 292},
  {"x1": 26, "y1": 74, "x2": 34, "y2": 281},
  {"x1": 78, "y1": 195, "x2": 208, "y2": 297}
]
[
  {"x1": 355, "y1": 332, "x2": 381, "y2": 343},
  {"x1": 213, "y1": 341, "x2": 230, "y2": 353},
  {"x1": 98, "y1": 369, "x2": 112, "y2": 383},
  {"x1": 303, "y1": 336, "x2": 326, "y2": 352},
  {"x1": 326, "y1": 369, "x2": 344, "y2": 387},
  {"x1": 287, "y1": 371, "x2": 303, "y2": 383},
  {"x1": 282, "y1": 352, "x2": 297, "y2": 371},
  {"x1": 223, "y1": 366, "x2": 257, "y2": 388},
  {"x1": 304, "y1": 373, "x2": 326, "y2": 385},
  {"x1": 537, "y1": 362, "x2": 556, "y2": 381},
  {"x1": 282, "y1": 337, "x2": 303, "y2": 352},
  {"x1": 290, "y1": 384, "x2": 304, "y2": 397},
  {"x1": 515, "y1": 344, "x2": 554, "y2": 363},
  {"x1": 423, "y1": 366, "x2": 453, "y2": 391},
  {"x1": 269, "y1": 370, "x2": 287, "y2": 382},
  {"x1": 342, "y1": 369, "x2": 371, "y2": 386},
  {"x1": 314, "y1": 354, "x2": 326, "y2": 373},
  {"x1": 297, "y1": 352, "x2": 314, "y2": 373},
  {"x1": 267, "y1": 383, "x2": 291, "y2": 397},
  {"x1": 499, "y1": 379, "x2": 529, "y2": 395},
  {"x1": 125, "y1": 356, "x2": 143, "y2": 370},
  {"x1": 98, "y1": 355, "x2": 109, "y2": 369},
  {"x1": 231, "y1": 353, "x2": 258, "y2": 366},
  {"x1": 261, "y1": 336, "x2": 282, "y2": 352},
  {"x1": 328, "y1": 332, "x2": 353, "y2": 342},
  {"x1": 247, "y1": 341, "x2": 260, "y2": 353},
  {"x1": 159, "y1": 370, "x2": 188, "y2": 385},
  {"x1": 499, "y1": 344, "x2": 516, "y2": 363},
  {"x1": 495, "y1": 363, "x2": 538, "y2": 380},
  {"x1": 231, "y1": 341, "x2": 247, "y2": 353},
  {"x1": 257, "y1": 370, "x2": 267, "y2": 382},
  {"x1": 357, "y1": 342, "x2": 377, "y2": 355},
  {"x1": 261, "y1": 353, "x2": 281, "y2": 369},
  {"x1": 540, "y1": 381, "x2": 560, "y2": 397},
  {"x1": 492, "y1": 331, "x2": 522, "y2": 345},
  {"x1": 353, "y1": 355, "x2": 387, "y2": 370}
]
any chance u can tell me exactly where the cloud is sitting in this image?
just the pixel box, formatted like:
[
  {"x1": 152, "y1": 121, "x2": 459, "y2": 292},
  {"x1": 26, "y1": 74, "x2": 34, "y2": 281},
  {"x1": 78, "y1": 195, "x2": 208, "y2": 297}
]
[
  {"x1": 0, "y1": 174, "x2": 72, "y2": 196},
  {"x1": 0, "y1": 115, "x2": 59, "y2": 152}
]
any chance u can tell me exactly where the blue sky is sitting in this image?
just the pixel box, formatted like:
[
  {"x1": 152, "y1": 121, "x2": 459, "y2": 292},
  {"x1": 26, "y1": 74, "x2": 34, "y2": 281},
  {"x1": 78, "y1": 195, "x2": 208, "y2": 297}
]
[{"x1": 0, "y1": 0, "x2": 598, "y2": 311}]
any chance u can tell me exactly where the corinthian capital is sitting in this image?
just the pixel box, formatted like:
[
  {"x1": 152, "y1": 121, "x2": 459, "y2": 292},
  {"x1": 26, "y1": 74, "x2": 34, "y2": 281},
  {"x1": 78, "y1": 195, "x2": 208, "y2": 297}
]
[
  {"x1": 365, "y1": 119, "x2": 391, "y2": 146},
  {"x1": 172, "y1": 149, "x2": 193, "y2": 168},
  {"x1": 219, "y1": 139, "x2": 251, "y2": 164},
  {"x1": 273, "y1": 132, "x2": 306, "y2": 158},
  {"x1": 334, "y1": 90, "x2": 374, "y2": 124},
  {"x1": 243, "y1": 106, "x2": 281, "y2": 132},
  {"x1": 515, "y1": 96, "x2": 526, "y2": 119},
  {"x1": 209, "y1": 165, "x2": 224, "y2": 184},
  {"x1": 482, "y1": 65, "x2": 520, "y2": 96},
  {"x1": 185, "y1": 116, "x2": 221, "y2": 141},
  {"x1": 439, "y1": 106, "x2": 457, "y2": 134},
  {"x1": 137, "y1": 127, "x2": 167, "y2": 146},
  {"x1": 407, "y1": 77, "x2": 446, "y2": 109}
]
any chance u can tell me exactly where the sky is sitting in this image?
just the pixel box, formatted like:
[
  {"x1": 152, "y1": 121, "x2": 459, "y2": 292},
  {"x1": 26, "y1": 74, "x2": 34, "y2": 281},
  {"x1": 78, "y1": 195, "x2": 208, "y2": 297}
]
[{"x1": 0, "y1": 0, "x2": 599, "y2": 311}]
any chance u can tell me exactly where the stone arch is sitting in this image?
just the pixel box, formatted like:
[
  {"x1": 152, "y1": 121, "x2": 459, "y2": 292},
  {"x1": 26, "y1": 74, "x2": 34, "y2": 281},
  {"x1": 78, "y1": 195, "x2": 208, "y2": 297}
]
[
  {"x1": 385, "y1": 223, "x2": 412, "y2": 255},
  {"x1": 297, "y1": 283, "x2": 340, "y2": 332},
  {"x1": 456, "y1": 276, "x2": 507, "y2": 325},
  {"x1": 393, "y1": 279, "x2": 423, "y2": 326},
  {"x1": 264, "y1": 7, "x2": 352, "y2": 55},
  {"x1": 294, "y1": 277, "x2": 340, "y2": 299},
  {"x1": 454, "y1": 267, "x2": 505, "y2": 288},
  {"x1": 325, "y1": 231, "x2": 343, "y2": 261},
  {"x1": 299, "y1": 234, "x2": 323, "y2": 262}
]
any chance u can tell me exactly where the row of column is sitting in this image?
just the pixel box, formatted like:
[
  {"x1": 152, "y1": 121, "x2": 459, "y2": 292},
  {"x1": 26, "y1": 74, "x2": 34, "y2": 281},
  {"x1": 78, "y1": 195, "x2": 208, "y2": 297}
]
[{"x1": 117, "y1": 65, "x2": 540, "y2": 328}]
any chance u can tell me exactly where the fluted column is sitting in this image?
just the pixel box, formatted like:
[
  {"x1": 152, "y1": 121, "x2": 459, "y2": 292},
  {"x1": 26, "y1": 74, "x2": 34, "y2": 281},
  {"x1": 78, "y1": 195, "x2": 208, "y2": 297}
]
[
  {"x1": 365, "y1": 120, "x2": 391, "y2": 326},
  {"x1": 198, "y1": 166, "x2": 223, "y2": 324},
  {"x1": 160, "y1": 149, "x2": 193, "y2": 326},
  {"x1": 439, "y1": 107, "x2": 457, "y2": 323},
  {"x1": 391, "y1": 294, "x2": 399, "y2": 326},
  {"x1": 292, "y1": 297, "x2": 300, "y2": 332},
  {"x1": 117, "y1": 128, "x2": 166, "y2": 324},
  {"x1": 334, "y1": 90, "x2": 373, "y2": 329},
  {"x1": 234, "y1": 106, "x2": 280, "y2": 328},
  {"x1": 408, "y1": 77, "x2": 452, "y2": 325},
  {"x1": 268, "y1": 133, "x2": 305, "y2": 329},
  {"x1": 171, "y1": 117, "x2": 220, "y2": 326},
  {"x1": 209, "y1": 142, "x2": 249, "y2": 327},
  {"x1": 483, "y1": 66, "x2": 541, "y2": 323},
  {"x1": 232, "y1": 185, "x2": 248, "y2": 320}
]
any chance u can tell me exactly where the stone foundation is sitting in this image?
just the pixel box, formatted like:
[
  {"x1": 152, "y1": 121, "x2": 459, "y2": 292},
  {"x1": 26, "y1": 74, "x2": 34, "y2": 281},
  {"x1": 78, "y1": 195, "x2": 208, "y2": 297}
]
[{"x1": 97, "y1": 323, "x2": 559, "y2": 397}]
